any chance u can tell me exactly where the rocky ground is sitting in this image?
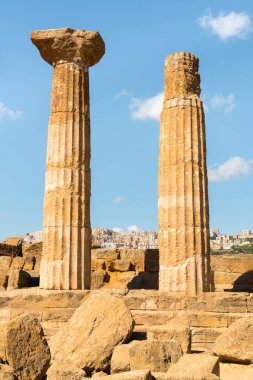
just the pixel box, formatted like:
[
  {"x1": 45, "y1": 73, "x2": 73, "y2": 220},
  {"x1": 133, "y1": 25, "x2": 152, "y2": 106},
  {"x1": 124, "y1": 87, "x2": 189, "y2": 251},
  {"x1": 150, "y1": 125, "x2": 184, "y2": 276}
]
[{"x1": 0, "y1": 291, "x2": 252, "y2": 379}]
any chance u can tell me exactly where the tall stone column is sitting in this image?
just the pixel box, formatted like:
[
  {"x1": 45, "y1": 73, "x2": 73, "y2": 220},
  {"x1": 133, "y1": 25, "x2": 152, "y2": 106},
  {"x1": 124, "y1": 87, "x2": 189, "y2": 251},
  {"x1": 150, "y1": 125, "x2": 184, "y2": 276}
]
[
  {"x1": 31, "y1": 28, "x2": 105, "y2": 289},
  {"x1": 158, "y1": 52, "x2": 211, "y2": 295}
]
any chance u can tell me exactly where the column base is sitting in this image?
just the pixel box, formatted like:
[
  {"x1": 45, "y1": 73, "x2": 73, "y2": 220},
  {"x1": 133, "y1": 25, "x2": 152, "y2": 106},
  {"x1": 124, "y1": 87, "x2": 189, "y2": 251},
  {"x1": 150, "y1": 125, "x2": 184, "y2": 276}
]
[{"x1": 159, "y1": 255, "x2": 210, "y2": 295}]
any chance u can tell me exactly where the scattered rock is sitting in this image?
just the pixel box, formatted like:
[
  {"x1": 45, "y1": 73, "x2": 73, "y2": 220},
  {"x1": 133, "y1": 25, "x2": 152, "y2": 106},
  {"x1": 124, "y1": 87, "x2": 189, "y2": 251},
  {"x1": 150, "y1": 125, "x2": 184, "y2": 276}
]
[
  {"x1": 91, "y1": 372, "x2": 108, "y2": 378},
  {"x1": 0, "y1": 364, "x2": 17, "y2": 380},
  {"x1": 147, "y1": 318, "x2": 191, "y2": 353},
  {"x1": 213, "y1": 316, "x2": 253, "y2": 363},
  {"x1": 23, "y1": 242, "x2": 42, "y2": 271},
  {"x1": 91, "y1": 270, "x2": 106, "y2": 289},
  {"x1": 50, "y1": 292, "x2": 134, "y2": 372},
  {"x1": 111, "y1": 340, "x2": 182, "y2": 373},
  {"x1": 220, "y1": 362, "x2": 253, "y2": 380},
  {"x1": 0, "y1": 256, "x2": 12, "y2": 273},
  {"x1": 23, "y1": 256, "x2": 36, "y2": 271},
  {"x1": 46, "y1": 361, "x2": 87, "y2": 379},
  {"x1": 167, "y1": 354, "x2": 220, "y2": 377},
  {"x1": 7, "y1": 269, "x2": 32, "y2": 289},
  {"x1": 108, "y1": 259, "x2": 131, "y2": 272},
  {"x1": 0, "y1": 314, "x2": 50, "y2": 379},
  {"x1": 11, "y1": 256, "x2": 24, "y2": 270},
  {"x1": 104, "y1": 371, "x2": 152, "y2": 380}
]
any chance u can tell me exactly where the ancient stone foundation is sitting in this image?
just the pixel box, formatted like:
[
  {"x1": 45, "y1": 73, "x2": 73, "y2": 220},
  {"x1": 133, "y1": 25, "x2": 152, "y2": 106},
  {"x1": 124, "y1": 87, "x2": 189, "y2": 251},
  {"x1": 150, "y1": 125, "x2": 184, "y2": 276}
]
[
  {"x1": 30, "y1": 28, "x2": 105, "y2": 289},
  {"x1": 158, "y1": 52, "x2": 211, "y2": 294}
]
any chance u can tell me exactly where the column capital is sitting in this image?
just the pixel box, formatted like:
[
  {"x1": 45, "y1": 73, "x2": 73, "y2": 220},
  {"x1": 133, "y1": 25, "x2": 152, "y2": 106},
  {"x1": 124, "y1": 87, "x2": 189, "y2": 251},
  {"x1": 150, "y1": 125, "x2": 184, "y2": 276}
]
[
  {"x1": 30, "y1": 27, "x2": 105, "y2": 68},
  {"x1": 164, "y1": 52, "x2": 200, "y2": 99}
]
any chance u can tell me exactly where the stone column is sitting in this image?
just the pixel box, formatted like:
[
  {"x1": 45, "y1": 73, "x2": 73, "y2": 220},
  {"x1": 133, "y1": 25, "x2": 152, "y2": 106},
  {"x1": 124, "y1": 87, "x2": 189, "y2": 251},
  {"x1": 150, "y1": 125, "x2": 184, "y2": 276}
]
[
  {"x1": 30, "y1": 28, "x2": 105, "y2": 289},
  {"x1": 158, "y1": 52, "x2": 211, "y2": 295}
]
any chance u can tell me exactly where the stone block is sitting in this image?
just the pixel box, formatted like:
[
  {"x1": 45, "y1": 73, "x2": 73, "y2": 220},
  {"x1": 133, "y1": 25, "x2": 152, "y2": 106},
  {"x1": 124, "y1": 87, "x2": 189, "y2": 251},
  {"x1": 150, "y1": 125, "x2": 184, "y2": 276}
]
[
  {"x1": 91, "y1": 270, "x2": 106, "y2": 289},
  {"x1": 0, "y1": 256, "x2": 12, "y2": 273},
  {"x1": 108, "y1": 259, "x2": 131, "y2": 272},
  {"x1": 199, "y1": 293, "x2": 248, "y2": 314},
  {"x1": 7, "y1": 270, "x2": 32, "y2": 289},
  {"x1": 147, "y1": 318, "x2": 191, "y2": 353},
  {"x1": 23, "y1": 242, "x2": 42, "y2": 258},
  {"x1": 191, "y1": 328, "x2": 225, "y2": 352},
  {"x1": 105, "y1": 370, "x2": 152, "y2": 380},
  {"x1": 92, "y1": 248, "x2": 119, "y2": 261},
  {"x1": 10, "y1": 256, "x2": 24, "y2": 270},
  {"x1": 167, "y1": 353, "x2": 220, "y2": 377},
  {"x1": 0, "y1": 314, "x2": 50, "y2": 379},
  {"x1": 0, "y1": 364, "x2": 17, "y2": 380},
  {"x1": 111, "y1": 339, "x2": 182, "y2": 373},
  {"x1": 213, "y1": 316, "x2": 253, "y2": 363},
  {"x1": 46, "y1": 361, "x2": 86, "y2": 379},
  {"x1": 23, "y1": 256, "x2": 35, "y2": 271},
  {"x1": 50, "y1": 292, "x2": 134, "y2": 372}
]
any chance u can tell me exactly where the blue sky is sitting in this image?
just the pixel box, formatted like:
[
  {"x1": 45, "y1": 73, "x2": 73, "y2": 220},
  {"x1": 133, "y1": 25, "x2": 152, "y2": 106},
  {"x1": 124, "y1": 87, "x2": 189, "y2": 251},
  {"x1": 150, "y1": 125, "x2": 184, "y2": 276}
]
[{"x1": 0, "y1": 0, "x2": 253, "y2": 239}]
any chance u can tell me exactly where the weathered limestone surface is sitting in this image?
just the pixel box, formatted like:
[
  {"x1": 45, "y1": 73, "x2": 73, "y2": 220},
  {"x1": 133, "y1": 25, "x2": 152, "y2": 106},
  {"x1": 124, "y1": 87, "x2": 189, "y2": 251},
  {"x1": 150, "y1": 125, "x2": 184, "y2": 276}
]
[
  {"x1": 111, "y1": 339, "x2": 182, "y2": 373},
  {"x1": 50, "y1": 292, "x2": 134, "y2": 372},
  {"x1": 0, "y1": 364, "x2": 17, "y2": 380},
  {"x1": 104, "y1": 371, "x2": 152, "y2": 380},
  {"x1": 213, "y1": 316, "x2": 253, "y2": 363},
  {"x1": 211, "y1": 254, "x2": 253, "y2": 291},
  {"x1": 30, "y1": 28, "x2": 105, "y2": 289},
  {"x1": 147, "y1": 318, "x2": 191, "y2": 353},
  {"x1": 167, "y1": 354, "x2": 220, "y2": 377},
  {"x1": 46, "y1": 361, "x2": 87, "y2": 379},
  {"x1": 0, "y1": 314, "x2": 50, "y2": 380},
  {"x1": 158, "y1": 52, "x2": 211, "y2": 294}
]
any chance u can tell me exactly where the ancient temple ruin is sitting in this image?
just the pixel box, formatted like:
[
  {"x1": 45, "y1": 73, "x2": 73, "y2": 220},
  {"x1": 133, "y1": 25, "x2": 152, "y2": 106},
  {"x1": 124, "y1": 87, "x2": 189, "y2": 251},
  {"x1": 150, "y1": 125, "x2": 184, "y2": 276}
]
[
  {"x1": 30, "y1": 28, "x2": 105, "y2": 289},
  {"x1": 158, "y1": 52, "x2": 211, "y2": 294}
]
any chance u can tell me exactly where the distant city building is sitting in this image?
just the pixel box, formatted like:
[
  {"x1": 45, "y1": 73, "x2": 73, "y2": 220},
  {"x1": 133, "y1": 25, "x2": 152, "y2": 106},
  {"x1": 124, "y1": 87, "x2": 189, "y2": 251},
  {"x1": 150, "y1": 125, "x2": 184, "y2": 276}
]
[
  {"x1": 22, "y1": 226, "x2": 253, "y2": 252},
  {"x1": 23, "y1": 230, "x2": 43, "y2": 244},
  {"x1": 242, "y1": 229, "x2": 251, "y2": 236}
]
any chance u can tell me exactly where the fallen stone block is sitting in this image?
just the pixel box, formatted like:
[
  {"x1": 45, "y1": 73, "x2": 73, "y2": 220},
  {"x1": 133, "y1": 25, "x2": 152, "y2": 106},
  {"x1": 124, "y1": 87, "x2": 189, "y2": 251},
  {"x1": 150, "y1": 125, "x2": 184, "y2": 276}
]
[
  {"x1": 108, "y1": 259, "x2": 131, "y2": 272},
  {"x1": 159, "y1": 374, "x2": 220, "y2": 380},
  {"x1": 0, "y1": 314, "x2": 50, "y2": 380},
  {"x1": 23, "y1": 255, "x2": 36, "y2": 271},
  {"x1": 91, "y1": 270, "x2": 106, "y2": 289},
  {"x1": 91, "y1": 371, "x2": 108, "y2": 378},
  {"x1": 104, "y1": 370, "x2": 152, "y2": 379},
  {"x1": 50, "y1": 292, "x2": 134, "y2": 372},
  {"x1": 7, "y1": 269, "x2": 32, "y2": 289},
  {"x1": 147, "y1": 318, "x2": 191, "y2": 353},
  {"x1": 167, "y1": 354, "x2": 220, "y2": 377},
  {"x1": 0, "y1": 256, "x2": 12, "y2": 273},
  {"x1": 111, "y1": 339, "x2": 182, "y2": 373},
  {"x1": 10, "y1": 256, "x2": 24, "y2": 270},
  {"x1": 46, "y1": 361, "x2": 87, "y2": 379},
  {"x1": 0, "y1": 364, "x2": 17, "y2": 380},
  {"x1": 213, "y1": 316, "x2": 253, "y2": 363}
]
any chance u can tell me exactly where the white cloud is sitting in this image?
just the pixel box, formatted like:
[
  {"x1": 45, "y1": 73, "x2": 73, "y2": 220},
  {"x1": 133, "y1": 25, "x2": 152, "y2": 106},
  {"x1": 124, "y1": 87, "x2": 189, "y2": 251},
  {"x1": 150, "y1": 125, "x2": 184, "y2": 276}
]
[
  {"x1": 114, "y1": 89, "x2": 129, "y2": 100},
  {"x1": 210, "y1": 93, "x2": 235, "y2": 112},
  {"x1": 208, "y1": 157, "x2": 253, "y2": 182},
  {"x1": 130, "y1": 92, "x2": 163, "y2": 121},
  {"x1": 198, "y1": 9, "x2": 252, "y2": 41},
  {"x1": 112, "y1": 227, "x2": 124, "y2": 233},
  {"x1": 114, "y1": 195, "x2": 123, "y2": 204},
  {"x1": 128, "y1": 225, "x2": 142, "y2": 232},
  {"x1": 0, "y1": 102, "x2": 24, "y2": 120}
]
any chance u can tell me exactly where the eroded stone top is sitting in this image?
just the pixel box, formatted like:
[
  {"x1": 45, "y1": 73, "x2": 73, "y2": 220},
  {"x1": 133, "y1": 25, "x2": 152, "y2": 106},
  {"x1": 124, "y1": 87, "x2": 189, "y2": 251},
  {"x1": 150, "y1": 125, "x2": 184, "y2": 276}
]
[
  {"x1": 164, "y1": 52, "x2": 200, "y2": 99},
  {"x1": 30, "y1": 27, "x2": 105, "y2": 67}
]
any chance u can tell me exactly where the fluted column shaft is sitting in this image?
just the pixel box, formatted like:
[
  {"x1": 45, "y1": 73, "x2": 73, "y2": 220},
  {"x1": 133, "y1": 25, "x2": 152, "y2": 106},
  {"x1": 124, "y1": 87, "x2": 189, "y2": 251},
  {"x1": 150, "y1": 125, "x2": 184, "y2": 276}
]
[
  {"x1": 30, "y1": 27, "x2": 105, "y2": 290},
  {"x1": 40, "y1": 61, "x2": 91, "y2": 289},
  {"x1": 158, "y1": 52, "x2": 211, "y2": 295}
]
